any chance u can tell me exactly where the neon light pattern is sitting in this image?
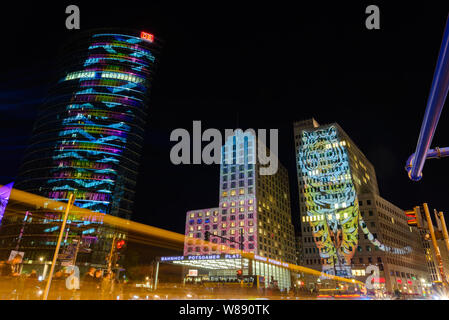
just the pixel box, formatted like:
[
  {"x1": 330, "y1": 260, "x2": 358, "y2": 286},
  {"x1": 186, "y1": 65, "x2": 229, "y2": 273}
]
[
  {"x1": 0, "y1": 182, "x2": 13, "y2": 225},
  {"x1": 298, "y1": 126, "x2": 411, "y2": 277},
  {"x1": 44, "y1": 32, "x2": 156, "y2": 216}
]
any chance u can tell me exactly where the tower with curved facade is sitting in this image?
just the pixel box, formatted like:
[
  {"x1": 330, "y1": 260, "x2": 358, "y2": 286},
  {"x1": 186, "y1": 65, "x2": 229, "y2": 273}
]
[{"x1": 0, "y1": 30, "x2": 160, "y2": 264}]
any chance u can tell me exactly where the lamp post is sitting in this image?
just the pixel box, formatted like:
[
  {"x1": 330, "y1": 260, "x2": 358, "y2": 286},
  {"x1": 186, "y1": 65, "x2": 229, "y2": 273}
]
[{"x1": 42, "y1": 193, "x2": 75, "y2": 300}]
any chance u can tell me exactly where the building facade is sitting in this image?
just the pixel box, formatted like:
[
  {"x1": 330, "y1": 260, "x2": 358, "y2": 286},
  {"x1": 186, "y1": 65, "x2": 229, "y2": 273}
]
[
  {"x1": 182, "y1": 130, "x2": 296, "y2": 289},
  {"x1": 294, "y1": 118, "x2": 428, "y2": 294},
  {"x1": 351, "y1": 194, "x2": 428, "y2": 295},
  {"x1": 0, "y1": 30, "x2": 160, "y2": 265}
]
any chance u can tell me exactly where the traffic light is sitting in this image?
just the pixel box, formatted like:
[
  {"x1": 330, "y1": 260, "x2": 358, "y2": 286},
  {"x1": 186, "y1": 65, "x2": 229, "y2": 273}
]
[
  {"x1": 116, "y1": 239, "x2": 126, "y2": 250},
  {"x1": 236, "y1": 269, "x2": 243, "y2": 280},
  {"x1": 405, "y1": 209, "x2": 419, "y2": 227},
  {"x1": 204, "y1": 231, "x2": 210, "y2": 241}
]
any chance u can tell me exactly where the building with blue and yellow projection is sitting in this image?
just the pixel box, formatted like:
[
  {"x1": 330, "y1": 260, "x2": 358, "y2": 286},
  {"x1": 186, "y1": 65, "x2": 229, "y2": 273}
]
[
  {"x1": 294, "y1": 119, "x2": 428, "y2": 294},
  {"x1": 0, "y1": 30, "x2": 160, "y2": 265}
]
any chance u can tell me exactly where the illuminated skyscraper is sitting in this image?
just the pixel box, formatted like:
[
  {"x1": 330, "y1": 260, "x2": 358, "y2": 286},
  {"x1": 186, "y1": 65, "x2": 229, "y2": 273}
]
[
  {"x1": 182, "y1": 130, "x2": 296, "y2": 289},
  {"x1": 184, "y1": 130, "x2": 296, "y2": 263},
  {"x1": 0, "y1": 30, "x2": 160, "y2": 263},
  {"x1": 294, "y1": 119, "x2": 428, "y2": 294}
]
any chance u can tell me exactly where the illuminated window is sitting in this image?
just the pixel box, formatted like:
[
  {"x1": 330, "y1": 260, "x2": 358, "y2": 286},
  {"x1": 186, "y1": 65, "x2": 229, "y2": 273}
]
[
  {"x1": 248, "y1": 206, "x2": 254, "y2": 211},
  {"x1": 206, "y1": 211, "x2": 210, "y2": 216},
  {"x1": 230, "y1": 190, "x2": 236, "y2": 196},
  {"x1": 189, "y1": 226, "x2": 194, "y2": 232},
  {"x1": 213, "y1": 217, "x2": 218, "y2": 223},
  {"x1": 222, "y1": 191, "x2": 228, "y2": 197},
  {"x1": 248, "y1": 199, "x2": 253, "y2": 205},
  {"x1": 222, "y1": 202, "x2": 228, "y2": 208},
  {"x1": 239, "y1": 200, "x2": 245, "y2": 205},
  {"x1": 230, "y1": 229, "x2": 236, "y2": 235},
  {"x1": 239, "y1": 188, "x2": 245, "y2": 195},
  {"x1": 249, "y1": 228, "x2": 253, "y2": 233},
  {"x1": 189, "y1": 233, "x2": 193, "y2": 238},
  {"x1": 197, "y1": 226, "x2": 202, "y2": 231},
  {"x1": 231, "y1": 208, "x2": 236, "y2": 213},
  {"x1": 239, "y1": 221, "x2": 245, "y2": 227},
  {"x1": 222, "y1": 223, "x2": 227, "y2": 228},
  {"x1": 190, "y1": 213, "x2": 194, "y2": 218},
  {"x1": 231, "y1": 201, "x2": 236, "y2": 207},
  {"x1": 239, "y1": 207, "x2": 245, "y2": 212}
]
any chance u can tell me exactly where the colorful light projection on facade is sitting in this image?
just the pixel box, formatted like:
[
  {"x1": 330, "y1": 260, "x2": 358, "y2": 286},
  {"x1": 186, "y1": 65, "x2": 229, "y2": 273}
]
[
  {"x1": 46, "y1": 32, "x2": 156, "y2": 216},
  {"x1": 298, "y1": 126, "x2": 358, "y2": 277},
  {"x1": 298, "y1": 126, "x2": 411, "y2": 277},
  {"x1": 219, "y1": 131, "x2": 258, "y2": 253},
  {"x1": 183, "y1": 131, "x2": 259, "y2": 256},
  {"x1": 0, "y1": 182, "x2": 13, "y2": 225}
]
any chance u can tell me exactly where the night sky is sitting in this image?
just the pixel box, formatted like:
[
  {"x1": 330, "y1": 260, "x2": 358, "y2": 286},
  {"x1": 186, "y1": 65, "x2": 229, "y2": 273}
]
[{"x1": 1, "y1": 2, "x2": 449, "y2": 234}]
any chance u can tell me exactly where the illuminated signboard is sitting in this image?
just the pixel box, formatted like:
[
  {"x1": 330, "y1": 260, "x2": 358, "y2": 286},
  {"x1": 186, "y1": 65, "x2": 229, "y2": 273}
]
[
  {"x1": 140, "y1": 31, "x2": 154, "y2": 42},
  {"x1": 188, "y1": 254, "x2": 221, "y2": 260},
  {"x1": 255, "y1": 255, "x2": 289, "y2": 268},
  {"x1": 160, "y1": 254, "x2": 241, "y2": 262},
  {"x1": 161, "y1": 256, "x2": 184, "y2": 262},
  {"x1": 371, "y1": 277, "x2": 385, "y2": 284},
  {"x1": 188, "y1": 269, "x2": 198, "y2": 276}
]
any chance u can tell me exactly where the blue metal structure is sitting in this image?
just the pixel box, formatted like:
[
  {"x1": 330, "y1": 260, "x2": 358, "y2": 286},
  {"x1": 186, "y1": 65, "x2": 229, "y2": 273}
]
[{"x1": 406, "y1": 15, "x2": 449, "y2": 181}]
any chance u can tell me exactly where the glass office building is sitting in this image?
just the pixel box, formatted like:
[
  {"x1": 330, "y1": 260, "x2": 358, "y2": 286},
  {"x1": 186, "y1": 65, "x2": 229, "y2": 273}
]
[{"x1": 0, "y1": 30, "x2": 160, "y2": 264}]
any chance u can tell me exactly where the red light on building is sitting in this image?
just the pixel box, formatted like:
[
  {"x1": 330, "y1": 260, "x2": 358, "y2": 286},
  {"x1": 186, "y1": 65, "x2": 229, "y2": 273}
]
[
  {"x1": 140, "y1": 32, "x2": 154, "y2": 42},
  {"x1": 371, "y1": 277, "x2": 385, "y2": 284},
  {"x1": 407, "y1": 280, "x2": 412, "y2": 285},
  {"x1": 116, "y1": 240, "x2": 126, "y2": 249},
  {"x1": 397, "y1": 279, "x2": 402, "y2": 284}
]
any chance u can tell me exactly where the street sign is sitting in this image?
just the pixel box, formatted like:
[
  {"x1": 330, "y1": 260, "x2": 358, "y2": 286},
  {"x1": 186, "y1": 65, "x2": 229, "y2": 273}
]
[
  {"x1": 8, "y1": 250, "x2": 24, "y2": 262},
  {"x1": 58, "y1": 240, "x2": 79, "y2": 265}
]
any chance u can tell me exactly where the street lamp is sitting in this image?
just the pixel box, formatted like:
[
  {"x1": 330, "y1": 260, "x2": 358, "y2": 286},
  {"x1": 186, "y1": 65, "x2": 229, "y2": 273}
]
[{"x1": 39, "y1": 257, "x2": 44, "y2": 262}]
